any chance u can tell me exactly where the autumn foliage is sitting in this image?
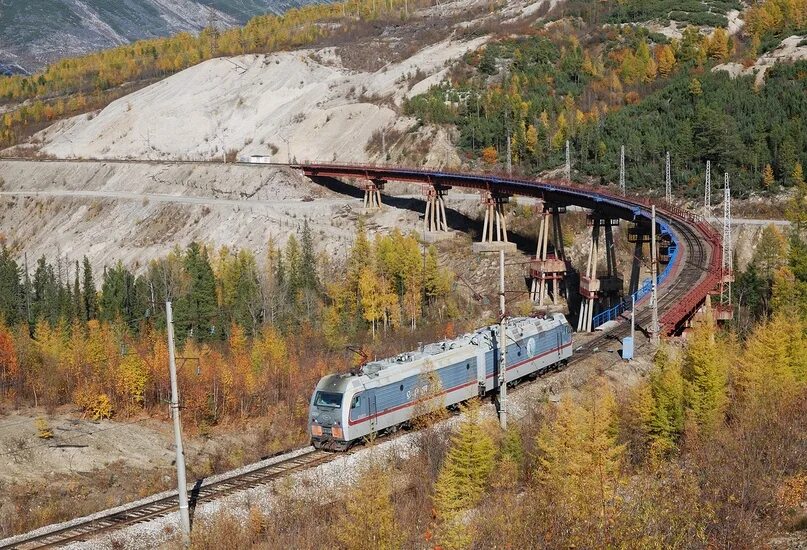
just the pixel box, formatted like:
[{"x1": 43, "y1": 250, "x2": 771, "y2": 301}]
[{"x1": 0, "y1": 222, "x2": 455, "y2": 433}]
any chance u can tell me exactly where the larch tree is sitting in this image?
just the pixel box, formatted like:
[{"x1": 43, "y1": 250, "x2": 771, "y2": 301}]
[
  {"x1": 0, "y1": 324, "x2": 18, "y2": 397},
  {"x1": 432, "y1": 401, "x2": 496, "y2": 550},
  {"x1": 655, "y1": 44, "x2": 676, "y2": 77},
  {"x1": 335, "y1": 462, "x2": 402, "y2": 550},
  {"x1": 647, "y1": 346, "x2": 686, "y2": 454},
  {"x1": 738, "y1": 314, "x2": 806, "y2": 407},
  {"x1": 359, "y1": 267, "x2": 384, "y2": 338},
  {"x1": 763, "y1": 163, "x2": 776, "y2": 188},
  {"x1": 681, "y1": 317, "x2": 727, "y2": 433},
  {"x1": 707, "y1": 28, "x2": 731, "y2": 61},
  {"x1": 534, "y1": 385, "x2": 624, "y2": 547}
]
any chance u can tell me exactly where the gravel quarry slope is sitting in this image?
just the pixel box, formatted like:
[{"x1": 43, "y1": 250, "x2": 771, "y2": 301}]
[
  {"x1": 33, "y1": 36, "x2": 486, "y2": 164},
  {"x1": 0, "y1": 160, "x2": 424, "y2": 273}
]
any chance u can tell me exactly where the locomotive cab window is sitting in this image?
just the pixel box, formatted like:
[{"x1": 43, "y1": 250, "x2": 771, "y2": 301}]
[
  {"x1": 351, "y1": 395, "x2": 361, "y2": 409},
  {"x1": 314, "y1": 391, "x2": 342, "y2": 409}
]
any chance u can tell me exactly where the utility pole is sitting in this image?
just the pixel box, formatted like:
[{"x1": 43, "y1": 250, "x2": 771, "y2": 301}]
[
  {"x1": 497, "y1": 248, "x2": 507, "y2": 430},
  {"x1": 650, "y1": 206, "x2": 659, "y2": 345},
  {"x1": 704, "y1": 160, "x2": 711, "y2": 219},
  {"x1": 166, "y1": 302, "x2": 191, "y2": 546},
  {"x1": 506, "y1": 133, "x2": 512, "y2": 176},
  {"x1": 565, "y1": 140, "x2": 571, "y2": 181},
  {"x1": 665, "y1": 151, "x2": 672, "y2": 203},
  {"x1": 619, "y1": 144, "x2": 625, "y2": 196}
]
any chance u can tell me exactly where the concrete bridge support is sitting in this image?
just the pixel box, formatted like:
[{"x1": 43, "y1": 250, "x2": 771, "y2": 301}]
[
  {"x1": 474, "y1": 191, "x2": 516, "y2": 252},
  {"x1": 423, "y1": 185, "x2": 450, "y2": 233},
  {"x1": 577, "y1": 215, "x2": 623, "y2": 332},
  {"x1": 627, "y1": 224, "x2": 650, "y2": 296},
  {"x1": 529, "y1": 205, "x2": 567, "y2": 306},
  {"x1": 363, "y1": 179, "x2": 385, "y2": 209}
]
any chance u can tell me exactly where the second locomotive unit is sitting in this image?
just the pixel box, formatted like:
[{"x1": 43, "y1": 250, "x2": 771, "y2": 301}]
[{"x1": 308, "y1": 314, "x2": 573, "y2": 450}]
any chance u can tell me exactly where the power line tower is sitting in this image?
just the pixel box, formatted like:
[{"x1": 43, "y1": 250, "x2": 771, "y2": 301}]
[
  {"x1": 619, "y1": 144, "x2": 625, "y2": 195},
  {"x1": 721, "y1": 173, "x2": 733, "y2": 308},
  {"x1": 565, "y1": 140, "x2": 571, "y2": 181},
  {"x1": 206, "y1": 7, "x2": 219, "y2": 55},
  {"x1": 704, "y1": 160, "x2": 711, "y2": 219},
  {"x1": 650, "y1": 205, "x2": 660, "y2": 345},
  {"x1": 665, "y1": 151, "x2": 672, "y2": 203}
]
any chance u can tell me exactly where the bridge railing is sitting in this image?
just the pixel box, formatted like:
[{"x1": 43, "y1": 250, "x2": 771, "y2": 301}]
[{"x1": 591, "y1": 236, "x2": 680, "y2": 329}]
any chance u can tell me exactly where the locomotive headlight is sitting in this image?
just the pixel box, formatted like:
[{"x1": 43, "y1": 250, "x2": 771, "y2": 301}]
[
  {"x1": 332, "y1": 425, "x2": 344, "y2": 439},
  {"x1": 311, "y1": 424, "x2": 323, "y2": 437}
]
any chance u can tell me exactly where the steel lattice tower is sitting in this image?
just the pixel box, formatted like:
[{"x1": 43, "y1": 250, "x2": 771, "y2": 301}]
[
  {"x1": 722, "y1": 173, "x2": 732, "y2": 306},
  {"x1": 665, "y1": 151, "x2": 672, "y2": 203},
  {"x1": 704, "y1": 160, "x2": 711, "y2": 219},
  {"x1": 619, "y1": 145, "x2": 625, "y2": 195}
]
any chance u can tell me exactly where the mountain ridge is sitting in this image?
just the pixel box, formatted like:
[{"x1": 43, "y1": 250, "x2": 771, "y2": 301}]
[{"x1": 0, "y1": 0, "x2": 329, "y2": 72}]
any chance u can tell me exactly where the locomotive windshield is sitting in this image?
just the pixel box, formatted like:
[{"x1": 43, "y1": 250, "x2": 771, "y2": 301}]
[{"x1": 314, "y1": 391, "x2": 343, "y2": 409}]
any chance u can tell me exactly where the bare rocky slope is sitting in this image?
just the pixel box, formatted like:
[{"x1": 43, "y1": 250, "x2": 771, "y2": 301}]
[
  {"x1": 32, "y1": 38, "x2": 486, "y2": 165},
  {"x1": 0, "y1": 160, "x2": 435, "y2": 274}
]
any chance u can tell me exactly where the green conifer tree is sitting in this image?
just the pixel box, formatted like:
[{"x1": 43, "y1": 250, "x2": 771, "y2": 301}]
[{"x1": 81, "y1": 256, "x2": 97, "y2": 322}]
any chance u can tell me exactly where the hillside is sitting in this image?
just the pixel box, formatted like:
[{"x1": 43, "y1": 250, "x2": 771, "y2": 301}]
[
  {"x1": 0, "y1": 0, "x2": 330, "y2": 72},
  {"x1": 33, "y1": 38, "x2": 485, "y2": 164}
]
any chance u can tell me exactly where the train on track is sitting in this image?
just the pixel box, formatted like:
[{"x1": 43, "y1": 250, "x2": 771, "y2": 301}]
[{"x1": 308, "y1": 314, "x2": 573, "y2": 450}]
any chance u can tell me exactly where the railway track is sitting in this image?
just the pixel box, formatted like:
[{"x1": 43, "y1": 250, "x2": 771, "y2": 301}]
[
  {"x1": 0, "y1": 162, "x2": 718, "y2": 549},
  {"x1": 0, "y1": 449, "x2": 339, "y2": 550}
]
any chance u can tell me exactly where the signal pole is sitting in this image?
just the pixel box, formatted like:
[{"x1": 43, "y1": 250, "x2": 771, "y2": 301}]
[
  {"x1": 166, "y1": 302, "x2": 191, "y2": 546},
  {"x1": 650, "y1": 206, "x2": 660, "y2": 345},
  {"x1": 498, "y1": 248, "x2": 507, "y2": 430}
]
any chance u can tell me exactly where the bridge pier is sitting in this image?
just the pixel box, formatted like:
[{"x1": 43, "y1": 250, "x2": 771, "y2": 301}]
[
  {"x1": 627, "y1": 224, "x2": 650, "y2": 295},
  {"x1": 577, "y1": 214, "x2": 623, "y2": 332},
  {"x1": 363, "y1": 179, "x2": 385, "y2": 210},
  {"x1": 423, "y1": 184, "x2": 450, "y2": 233},
  {"x1": 473, "y1": 191, "x2": 516, "y2": 253},
  {"x1": 529, "y1": 204, "x2": 567, "y2": 306}
]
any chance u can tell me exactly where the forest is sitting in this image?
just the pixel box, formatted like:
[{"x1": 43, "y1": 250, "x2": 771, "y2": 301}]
[
  {"x1": 0, "y1": 222, "x2": 456, "y2": 433},
  {"x1": 405, "y1": 0, "x2": 807, "y2": 196},
  {"x1": 0, "y1": 0, "x2": 433, "y2": 150}
]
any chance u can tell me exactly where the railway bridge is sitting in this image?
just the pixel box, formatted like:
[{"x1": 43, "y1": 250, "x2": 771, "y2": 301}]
[{"x1": 293, "y1": 163, "x2": 724, "y2": 336}]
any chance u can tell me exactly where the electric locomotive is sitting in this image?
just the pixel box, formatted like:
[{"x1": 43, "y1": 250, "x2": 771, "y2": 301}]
[{"x1": 308, "y1": 314, "x2": 573, "y2": 450}]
